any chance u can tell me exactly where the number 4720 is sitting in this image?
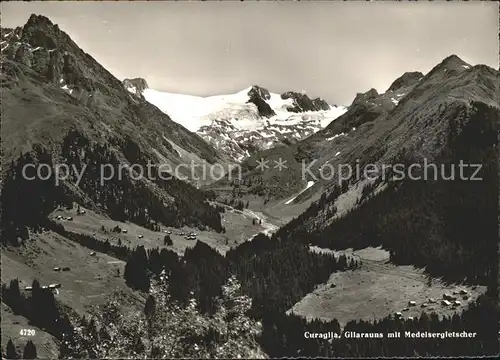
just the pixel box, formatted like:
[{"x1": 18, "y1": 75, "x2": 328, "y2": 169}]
[{"x1": 19, "y1": 329, "x2": 35, "y2": 336}]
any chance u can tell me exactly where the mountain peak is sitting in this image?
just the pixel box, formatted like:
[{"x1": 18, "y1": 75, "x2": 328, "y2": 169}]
[
  {"x1": 441, "y1": 54, "x2": 469, "y2": 66},
  {"x1": 25, "y1": 14, "x2": 55, "y2": 29},
  {"x1": 413, "y1": 54, "x2": 471, "y2": 88},
  {"x1": 19, "y1": 14, "x2": 63, "y2": 50},
  {"x1": 246, "y1": 85, "x2": 275, "y2": 117},
  {"x1": 247, "y1": 85, "x2": 271, "y2": 101},
  {"x1": 432, "y1": 54, "x2": 471, "y2": 74},
  {"x1": 387, "y1": 71, "x2": 423, "y2": 92}
]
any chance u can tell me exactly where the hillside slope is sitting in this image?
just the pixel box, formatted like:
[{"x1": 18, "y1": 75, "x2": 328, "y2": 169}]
[
  {"x1": 1, "y1": 15, "x2": 228, "y2": 245},
  {"x1": 272, "y1": 55, "x2": 499, "y2": 285}
]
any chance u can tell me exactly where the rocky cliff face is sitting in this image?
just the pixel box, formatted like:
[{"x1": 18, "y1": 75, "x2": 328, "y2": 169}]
[
  {"x1": 281, "y1": 91, "x2": 331, "y2": 112},
  {"x1": 247, "y1": 86, "x2": 276, "y2": 118},
  {"x1": 123, "y1": 77, "x2": 149, "y2": 96}
]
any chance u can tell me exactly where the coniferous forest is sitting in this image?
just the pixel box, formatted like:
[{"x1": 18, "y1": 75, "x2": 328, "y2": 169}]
[{"x1": 117, "y1": 231, "x2": 498, "y2": 358}]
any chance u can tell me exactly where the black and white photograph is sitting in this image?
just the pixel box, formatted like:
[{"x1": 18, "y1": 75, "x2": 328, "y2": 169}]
[{"x1": 0, "y1": 0, "x2": 499, "y2": 358}]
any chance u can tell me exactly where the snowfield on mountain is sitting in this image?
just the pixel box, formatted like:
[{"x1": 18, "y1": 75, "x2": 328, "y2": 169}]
[{"x1": 125, "y1": 82, "x2": 347, "y2": 161}]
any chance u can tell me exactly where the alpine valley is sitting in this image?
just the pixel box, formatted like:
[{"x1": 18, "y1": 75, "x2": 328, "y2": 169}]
[{"x1": 1, "y1": 14, "x2": 498, "y2": 360}]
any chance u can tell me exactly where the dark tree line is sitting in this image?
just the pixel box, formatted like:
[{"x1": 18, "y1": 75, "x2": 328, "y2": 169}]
[
  {"x1": 226, "y1": 233, "x2": 358, "y2": 318},
  {"x1": 51, "y1": 224, "x2": 131, "y2": 261},
  {"x1": 124, "y1": 245, "x2": 151, "y2": 292},
  {"x1": 123, "y1": 242, "x2": 229, "y2": 314},
  {"x1": 1, "y1": 279, "x2": 74, "y2": 341},
  {"x1": 1, "y1": 146, "x2": 71, "y2": 245},
  {"x1": 4, "y1": 339, "x2": 37, "y2": 360},
  {"x1": 123, "y1": 232, "x2": 357, "y2": 317}
]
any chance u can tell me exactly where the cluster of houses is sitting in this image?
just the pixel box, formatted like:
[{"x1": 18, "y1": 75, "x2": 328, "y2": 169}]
[
  {"x1": 441, "y1": 289, "x2": 469, "y2": 305},
  {"x1": 54, "y1": 207, "x2": 86, "y2": 221},
  {"x1": 56, "y1": 215, "x2": 73, "y2": 221},
  {"x1": 395, "y1": 289, "x2": 470, "y2": 320},
  {"x1": 24, "y1": 283, "x2": 62, "y2": 292},
  {"x1": 183, "y1": 232, "x2": 197, "y2": 240},
  {"x1": 53, "y1": 266, "x2": 71, "y2": 271}
]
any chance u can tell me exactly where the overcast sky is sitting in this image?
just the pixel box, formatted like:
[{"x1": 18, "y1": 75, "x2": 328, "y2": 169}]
[{"x1": 1, "y1": 1, "x2": 498, "y2": 105}]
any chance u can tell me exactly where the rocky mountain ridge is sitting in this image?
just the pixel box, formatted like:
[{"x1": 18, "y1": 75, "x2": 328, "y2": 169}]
[{"x1": 123, "y1": 81, "x2": 347, "y2": 162}]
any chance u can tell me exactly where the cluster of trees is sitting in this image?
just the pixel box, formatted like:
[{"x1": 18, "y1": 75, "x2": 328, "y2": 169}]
[
  {"x1": 4, "y1": 339, "x2": 37, "y2": 359},
  {"x1": 1, "y1": 146, "x2": 71, "y2": 245},
  {"x1": 163, "y1": 234, "x2": 173, "y2": 246},
  {"x1": 1, "y1": 279, "x2": 74, "y2": 340},
  {"x1": 123, "y1": 242, "x2": 229, "y2": 313},
  {"x1": 123, "y1": 245, "x2": 152, "y2": 291},
  {"x1": 251, "y1": 218, "x2": 262, "y2": 226},
  {"x1": 227, "y1": 233, "x2": 358, "y2": 318},
  {"x1": 122, "y1": 231, "x2": 358, "y2": 336},
  {"x1": 59, "y1": 276, "x2": 267, "y2": 359},
  {"x1": 123, "y1": 231, "x2": 358, "y2": 318}
]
